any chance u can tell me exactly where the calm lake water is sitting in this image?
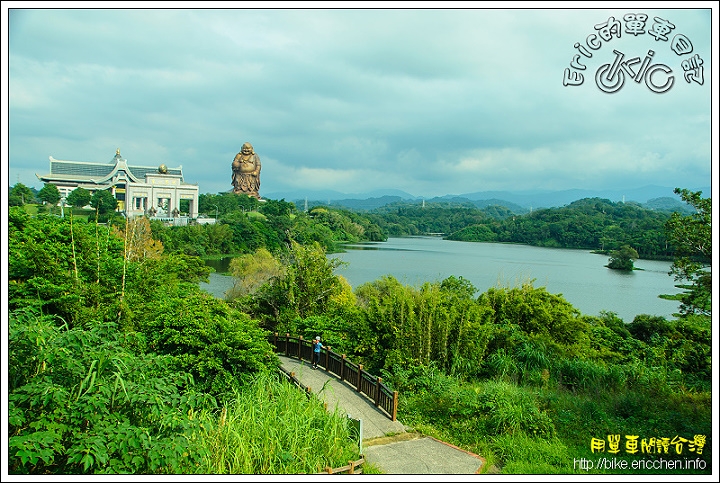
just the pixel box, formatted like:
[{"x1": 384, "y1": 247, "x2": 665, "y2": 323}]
[{"x1": 201, "y1": 236, "x2": 682, "y2": 322}]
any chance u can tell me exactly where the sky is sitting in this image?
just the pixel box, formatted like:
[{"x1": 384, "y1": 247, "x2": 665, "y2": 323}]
[{"x1": 2, "y1": 3, "x2": 717, "y2": 200}]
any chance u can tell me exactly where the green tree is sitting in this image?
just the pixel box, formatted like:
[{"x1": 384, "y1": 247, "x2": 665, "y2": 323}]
[
  {"x1": 252, "y1": 242, "x2": 345, "y2": 330},
  {"x1": 283, "y1": 241, "x2": 346, "y2": 320},
  {"x1": 37, "y1": 183, "x2": 61, "y2": 207},
  {"x1": 664, "y1": 188, "x2": 711, "y2": 316},
  {"x1": 477, "y1": 282, "x2": 589, "y2": 351},
  {"x1": 227, "y1": 247, "x2": 284, "y2": 300},
  {"x1": 222, "y1": 212, "x2": 267, "y2": 254},
  {"x1": 138, "y1": 292, "x2": 275, "y2": 398},
  {"x1": 9, "y1": 193, "x2": 24, "y2": 207},
  {"x1": 607, "y1": 245, "x2": 639, "y2": 271},
  {"x1": 353, "y1": 275, "x2": 494, "y2": 376},
  {"x1": 259, "y1": 198, "x2": 297, "y2": 217},
  {"x1": 90, "y1": 189, "x2": 118, "y2": 215},
  {"x1": 290, "y1": 214, "x2": 337, "y2": 252},
  {"x1": 205, "y1": 222, "x2": 235, "y2": 255},
  {"x1": 66, "y1": 187, "x2": 92, "y2": 209},
  {"x1": 10, "y1": 183, "x2": 36, "y2": 205},
  {"x1": 7, "y1": 207, "x2": 123, "y2": 324}
]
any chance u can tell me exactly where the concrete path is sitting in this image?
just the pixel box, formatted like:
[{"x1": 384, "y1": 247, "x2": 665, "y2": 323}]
[
  {"x1": 278, "y1": 355, "x2": 405, "y2": 440},
  {"x1": 278, "y1": 355, "x2": 485, "y2": 474},
  {"x1": 363, "y1": 434, "x2": 485, "y2": 474}
]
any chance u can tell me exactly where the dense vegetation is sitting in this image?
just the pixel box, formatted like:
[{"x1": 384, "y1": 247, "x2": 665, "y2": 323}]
[
  {"x1": 144, "y1": 194, "x2": 386, "y2": 258},
  {"x1": 7, "y1": 186, "x2": 711, "y2": 475},
  {"x1": 7, "y1": 208, "x2": 362, "y2": 474}
]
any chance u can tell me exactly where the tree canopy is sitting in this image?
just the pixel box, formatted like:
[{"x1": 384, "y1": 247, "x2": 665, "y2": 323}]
[
  {"x1": 90, "y1": 189, "x2": 118, "y2": 215},
  {"x1": 9, "y1": 183, "x2": 36, "y2": 206},
  {"x1": 664, "y1": 188, "x2": 711, "y2": 316},
  {"x1": 607, "y1": 245, "x2": 639, "y2": 271},
  {"x1": 66, "y1": 187, "x2": 92, "y2": 208},
  {"x1": 37, "y1": 183, "x2": 61, "y2": 206}
]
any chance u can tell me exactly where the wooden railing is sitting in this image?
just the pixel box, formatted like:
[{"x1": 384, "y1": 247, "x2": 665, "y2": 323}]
[
  {"x1": 318, "y1": 458, "x2": 365, "y2": 474},
  {"x1": 277, "y1": 365, "x2": 313, "y2": 397},
  {"x1": 270, "y1": 332, "x2": 399, "y2": 421}
]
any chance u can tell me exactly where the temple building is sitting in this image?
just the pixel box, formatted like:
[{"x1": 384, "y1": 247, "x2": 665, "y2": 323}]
[{"x1": 36, "y1": 149, "x2": 199, "y2": 220}]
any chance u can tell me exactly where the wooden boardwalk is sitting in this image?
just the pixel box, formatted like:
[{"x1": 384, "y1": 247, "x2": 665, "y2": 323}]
[
  {"x1": 276, "y1": 345, "x2": 486, "y2": 474},
  {"x1": 278, "y1": 355, "x2": 406, "y2": 440}
]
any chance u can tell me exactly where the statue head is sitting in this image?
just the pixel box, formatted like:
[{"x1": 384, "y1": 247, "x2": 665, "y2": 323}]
[{"x1": 241, "y1": 142, "x2": 254, "y2": 155}]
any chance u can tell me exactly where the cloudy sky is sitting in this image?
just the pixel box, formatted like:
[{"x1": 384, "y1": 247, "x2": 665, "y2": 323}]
[{"x1": 3, "y1": 4, "x2": 716, "y2": 199}]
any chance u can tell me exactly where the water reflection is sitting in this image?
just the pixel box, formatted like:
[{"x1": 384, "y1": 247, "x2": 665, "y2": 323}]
[
  {"x1": 203, "y1": 257, "x2": 234, "y2": 274},
  {"x1": 200, "y1": 272, "x2": 236, "y2": 299},
  {"x1": 340, "y1": 244, "x2": 414, "y2": 251},
  {"x1": 339, "y1": 238, "x2": 433, "y2": 252}
]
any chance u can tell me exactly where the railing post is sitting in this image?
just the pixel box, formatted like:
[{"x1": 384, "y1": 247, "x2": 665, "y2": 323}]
[
  {"x1": 274, "y1": 333, "x2": 399, "y2": 422},
  {"x1": 374, "y1": 377, "x2": 382, "y2": 407},
  {"x1": 392, "y1": 391, "x2": 398, "y2": 421},
  {"x1": 273, "y1": 331, "x2": 278, "y2": 351}
]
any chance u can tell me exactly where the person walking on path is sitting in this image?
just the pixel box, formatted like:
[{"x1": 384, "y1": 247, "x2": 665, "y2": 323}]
[{"x1": 312, "y1": 336, "x2": 323, "y2": 369}]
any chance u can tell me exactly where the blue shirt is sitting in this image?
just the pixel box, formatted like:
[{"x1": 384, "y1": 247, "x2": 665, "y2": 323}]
[{"x1": 313, "y1": 341, "x2": 323, "y2": 352}]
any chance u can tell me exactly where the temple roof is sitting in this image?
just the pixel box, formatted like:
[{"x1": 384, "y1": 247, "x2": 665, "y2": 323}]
[{"x1": 37, "y1": 151, "x2": 184, "y2": 185}]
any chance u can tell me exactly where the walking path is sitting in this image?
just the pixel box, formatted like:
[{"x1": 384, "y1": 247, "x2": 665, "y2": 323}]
[{"x1": 278, "y1": 355, "x2": 485, "y2": 474}]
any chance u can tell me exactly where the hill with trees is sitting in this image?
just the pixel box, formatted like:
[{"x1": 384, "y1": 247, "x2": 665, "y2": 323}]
[{"x1": 355, "y1": 197, "x2": 680, "y2": 261}]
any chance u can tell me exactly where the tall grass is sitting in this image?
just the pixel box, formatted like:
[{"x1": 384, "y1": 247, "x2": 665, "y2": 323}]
[
  {"x1": 476, "y1": 380, "x2": 556, "y2": 438},
  {"x1": 198, "y1": 371, "x2": 360, "y2": 474},
  {"x1": 491, "y1": 433, "x2": 571, "y2": 474},
  {"x1": 397, "y1": 371, "x2": 712, "y2": 475}
]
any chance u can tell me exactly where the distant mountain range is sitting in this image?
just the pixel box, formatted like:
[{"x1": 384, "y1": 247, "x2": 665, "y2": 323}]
[{"x1": 264, "y1": 185, "x2": 708, "y2": 213}]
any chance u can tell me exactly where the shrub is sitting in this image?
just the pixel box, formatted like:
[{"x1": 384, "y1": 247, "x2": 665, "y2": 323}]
[
  {"x1": 477, "y1": 381, "x2": 556, "y2": 437},
  {"x1": 8, "y1": 308, "x2": 212, "y2": 474},
  {"x1": 486, "y1": 349, "x2": 519, "y2": 383},
  {"x1": 556, "y1": 358, "x2": 608, "y2": 392},
  {"x1": 138, "y1": 292, "x2": 276, "y2": 399}
]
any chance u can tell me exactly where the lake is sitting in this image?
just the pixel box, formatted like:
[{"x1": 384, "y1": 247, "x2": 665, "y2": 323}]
[{"x1": 201, "y1": 236, "x2": 682, "y2": 322}]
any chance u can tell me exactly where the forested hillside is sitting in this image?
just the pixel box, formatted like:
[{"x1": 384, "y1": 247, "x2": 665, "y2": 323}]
[
  {"x1": 363, "y1": 197, "x2": 683, "y2": 260},
  {"x1": 447, "y1": 198, "x2": 674, "y2": 257}
]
